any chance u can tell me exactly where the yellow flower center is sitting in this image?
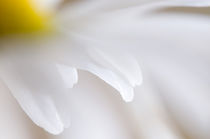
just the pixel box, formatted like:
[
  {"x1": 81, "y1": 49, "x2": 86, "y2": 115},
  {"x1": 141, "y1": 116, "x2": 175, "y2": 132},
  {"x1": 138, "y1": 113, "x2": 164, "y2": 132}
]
[{"x1": 0, "y1": 0, "x2": 52, "y2": 36}]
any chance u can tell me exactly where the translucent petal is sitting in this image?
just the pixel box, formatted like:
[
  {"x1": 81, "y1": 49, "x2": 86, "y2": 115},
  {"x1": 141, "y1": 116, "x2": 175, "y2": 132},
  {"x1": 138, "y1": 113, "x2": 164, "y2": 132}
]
[
  {"x1": 0, "y1": 51, "x2": 73, "y2": 134},
  {"x1": 55, "y1": 35, "x2": 142, "y2": 102},
  {"x1": 56, "y1": 64, "x2": 78, "y2": 88}
]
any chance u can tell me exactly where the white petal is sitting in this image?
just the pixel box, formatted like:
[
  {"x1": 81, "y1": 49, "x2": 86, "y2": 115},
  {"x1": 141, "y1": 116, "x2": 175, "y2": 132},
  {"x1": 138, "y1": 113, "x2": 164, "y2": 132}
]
[
  {"x1": 54, "y1": 35, "x2": 142, "y2": 102},
  {"x1": 47, "y1": 71, "x2": 136, "y2": 139},
  {"x1": 129, "y1": 71, "x2": 183, "y2": 139},
  {"x1": 58, "y1": 0, "x2": 210, "y2": 22},
  {"x1": 88, "y1": 47, "x2": 142, "y2": 87},
  {"x1": 143, "y1": 53, "x2": 210, "y2": 138},
  {"x1": 56, "y1": 64, "x2": 78, "y2": 88},
  {"x1": 165, "y1": 0, "x2": 210, "y2": 7},
  {"x1": 0, "y1": 51, "x2": 72, "y2": 134},
  {"x1": 31, "y1": 0, "x2": 61, "y2": 13},
  {"x1": 82, "y1": 62, "x2": 135, "y2": 102}
]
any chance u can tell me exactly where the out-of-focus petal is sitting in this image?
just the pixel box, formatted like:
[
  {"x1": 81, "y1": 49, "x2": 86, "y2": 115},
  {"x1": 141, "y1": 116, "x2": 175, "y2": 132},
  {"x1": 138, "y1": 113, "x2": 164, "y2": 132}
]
[
  {"x1": 0, "y1": 49, "x2": 73, "y2": 135},
  {"x1": 53, "y1": 34, "x2": 142, "y2": 102},
  {"x1": 56, "y1": 64, "x2": 78, "y2": 88},
  {"x1": 129, "y1": 70, "x2": 183, "y2": 139},
  {"x1": 166, "y1": 0, "x2": 210, "y2": 7},
  {"x1": 57, "y1": 0, "x2": 210, "y2": 23},
  {"x1": 47, "y1": 71, "x2": 136, "y2": 139},
  {"x1": 57, "y1": 1, "x2": 210, "y2": 137},
  {"x1": 84, "y1": 47, "x2": 141, "y2": 102},
  {"x1": 143, "y1": 52, "x2": 210, "y2": 139},
  {"x1": 31, "y1": 0, "x2": 61, "y2": 13}
]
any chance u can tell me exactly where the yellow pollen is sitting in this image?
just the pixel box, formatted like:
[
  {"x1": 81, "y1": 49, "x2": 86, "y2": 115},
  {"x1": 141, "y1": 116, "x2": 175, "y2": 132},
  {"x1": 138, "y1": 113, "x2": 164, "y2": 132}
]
[{"x1": 0, "y1": 0, "x2": 51, "y2": 36}]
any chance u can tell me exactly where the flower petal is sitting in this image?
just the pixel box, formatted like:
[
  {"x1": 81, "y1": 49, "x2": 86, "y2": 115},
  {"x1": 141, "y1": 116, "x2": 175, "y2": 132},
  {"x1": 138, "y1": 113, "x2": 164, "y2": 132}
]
[
  {"x1": 0, "y1": 51, "x2": 73, "y2": 134},
  {"x1": 165, "y1": 0, "x2": 210, "y2": 7},
  {"x1": 80, "y1": 61, "x2": 135, "y2": 102},
  {"x1": 58, "y1": 0, "x2": 210, "y2": 21},
  {"x1": 55, "y1": 35, "x2": 142, "y2": 102},
  {"x1": 56, "y1": 64, "x2": 78, "y2": 88},
  {"x1": 31, "y1": 0, "x2": 61, "y2": 12}
]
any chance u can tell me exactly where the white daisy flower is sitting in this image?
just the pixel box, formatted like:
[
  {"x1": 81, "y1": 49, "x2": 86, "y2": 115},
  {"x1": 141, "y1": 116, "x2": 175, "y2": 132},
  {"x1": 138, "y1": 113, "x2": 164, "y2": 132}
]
[
  {"x1": 0, "y1": 0, "x2": 210, "y2": 136},
  {"x1": 0, "y1": 0, "x2": 143, "y2": 134}
]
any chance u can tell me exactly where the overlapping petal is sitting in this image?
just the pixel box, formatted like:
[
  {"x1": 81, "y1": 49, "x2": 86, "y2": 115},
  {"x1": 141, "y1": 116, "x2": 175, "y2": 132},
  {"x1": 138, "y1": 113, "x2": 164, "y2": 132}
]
[
  {"x1": 0, "y1": 47, "x2": 75, "y2": 134},
  {"x1": 2, "y1": 0, "x2": 210, "y2": 136},
  {"x1": 57, "y1": 0, "x2": 210, "y2": 137},
  {"x1": 52, "y1": 34, "x2": 142, "y2": 102}
]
